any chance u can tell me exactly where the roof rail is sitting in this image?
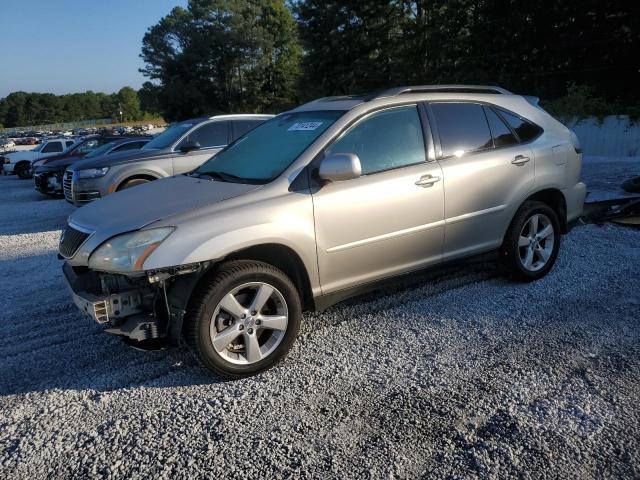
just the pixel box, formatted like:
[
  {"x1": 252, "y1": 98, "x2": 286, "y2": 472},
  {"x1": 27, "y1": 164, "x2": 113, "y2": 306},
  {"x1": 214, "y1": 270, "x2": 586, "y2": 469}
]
[{"x1": 373, "y1": 85, "x2": 512, "y2": 99}]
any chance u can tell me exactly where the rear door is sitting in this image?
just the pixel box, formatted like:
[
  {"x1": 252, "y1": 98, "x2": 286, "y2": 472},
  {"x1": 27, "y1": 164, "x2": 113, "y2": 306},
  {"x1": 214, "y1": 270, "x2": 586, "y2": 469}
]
[
  {"x1": 173, "y1": 121, "x2": 230, "y2": 174},
  {"x1": 427, "y1": 102, "x2": 534, "y2": 260}
]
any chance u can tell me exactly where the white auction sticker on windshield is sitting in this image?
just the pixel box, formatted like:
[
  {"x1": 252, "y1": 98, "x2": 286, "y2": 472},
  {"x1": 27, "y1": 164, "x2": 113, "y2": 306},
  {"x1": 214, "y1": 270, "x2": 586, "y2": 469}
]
[{"x1": 288, "y1": 122, "x2": 323, "y2": 131}]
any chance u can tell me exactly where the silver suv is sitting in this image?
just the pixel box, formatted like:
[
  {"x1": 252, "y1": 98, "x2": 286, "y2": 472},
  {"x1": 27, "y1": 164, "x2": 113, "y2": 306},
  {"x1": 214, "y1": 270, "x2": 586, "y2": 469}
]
[
  {"x1": 61, "y1": 86, "x2": 586, "y2": 378},
  {"x1": 63, "y1": 114, "x2": 273, "y2": 205}
]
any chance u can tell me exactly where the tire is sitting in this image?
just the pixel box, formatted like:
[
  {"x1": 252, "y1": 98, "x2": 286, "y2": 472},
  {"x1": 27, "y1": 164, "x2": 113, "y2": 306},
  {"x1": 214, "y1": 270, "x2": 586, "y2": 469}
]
[
  {"x1": 118, "y1": 178, "x2": 149, "y2": 190},
  {"x1": 622, "y1": 176, "x2": 640, "y2": 193},
  {"x1": 500, "y1": 201, "x2": 561, "y2": 282},
  {"x1": 15, "y1": 163, "x2": 32, "y2": 179},
  {"x1": 184, "y1": 260, "x2": 302, "y2": 379}
]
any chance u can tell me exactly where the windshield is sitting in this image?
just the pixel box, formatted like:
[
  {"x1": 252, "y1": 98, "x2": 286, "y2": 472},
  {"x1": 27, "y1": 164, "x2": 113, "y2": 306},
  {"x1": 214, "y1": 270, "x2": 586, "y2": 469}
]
[
  {"x1": 84, "y1": 140, "x2": 118, "y2": 158},
  {"x1": 32, "y1": 143, "x2": 44, "y2": 152},
  {"x1": 194, "y1": 111, "x2": 344, "y2": 184},
  {"x1": 143, "y1": 122, "x2": 194, "y2": 150}
]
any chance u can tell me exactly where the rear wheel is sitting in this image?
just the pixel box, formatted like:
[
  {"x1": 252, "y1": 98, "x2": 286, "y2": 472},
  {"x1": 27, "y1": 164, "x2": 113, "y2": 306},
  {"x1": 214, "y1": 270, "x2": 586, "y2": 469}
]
[
  {"x1": 185, "y1": 261, "x2": 302, "y2": 378},
  {"x1": 500, "y1": 201, "x2": 561, "y2": 281},
  {"x1": 118, "y1": 178, "x2": 150, "y2": 190}
]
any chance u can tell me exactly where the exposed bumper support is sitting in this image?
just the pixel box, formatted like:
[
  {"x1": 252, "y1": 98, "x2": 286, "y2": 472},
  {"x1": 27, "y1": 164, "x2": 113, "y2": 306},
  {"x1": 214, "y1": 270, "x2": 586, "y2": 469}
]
[
  {"x1": 63, "y1": 261, "x2": 208, "y2": 348},
  {"x1": 63, "y1": 262, "x2": 162, "y2": 343}
]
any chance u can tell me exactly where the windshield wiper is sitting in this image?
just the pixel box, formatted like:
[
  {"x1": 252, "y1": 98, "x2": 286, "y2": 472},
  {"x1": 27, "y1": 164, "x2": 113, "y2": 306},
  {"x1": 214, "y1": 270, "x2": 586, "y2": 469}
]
[{"x1": 193, "y1": 171, "x2": 258, "y2": 184}]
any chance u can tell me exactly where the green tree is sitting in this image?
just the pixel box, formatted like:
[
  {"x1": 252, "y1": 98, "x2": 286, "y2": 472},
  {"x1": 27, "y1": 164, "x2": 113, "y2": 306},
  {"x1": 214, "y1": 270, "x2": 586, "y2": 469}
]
[
  {"x1": 140, "y1": 0, "x2": 302, "y2": 120},
  {"x1": 117, "y1": 86, "x2": 142, "y2": 121},
  {"x1": 295, "y1": 1, "x2": 407, "y2": 98}
]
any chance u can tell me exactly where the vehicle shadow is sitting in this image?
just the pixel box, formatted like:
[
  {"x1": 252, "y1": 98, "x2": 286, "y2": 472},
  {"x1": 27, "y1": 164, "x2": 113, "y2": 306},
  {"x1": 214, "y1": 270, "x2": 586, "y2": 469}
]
[{"x1": 0, "y1": 253, "x2": 498, "y2": 396}]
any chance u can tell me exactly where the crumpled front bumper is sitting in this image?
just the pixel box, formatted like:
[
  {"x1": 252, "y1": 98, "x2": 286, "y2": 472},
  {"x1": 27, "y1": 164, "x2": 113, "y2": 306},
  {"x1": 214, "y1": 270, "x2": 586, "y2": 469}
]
[
  {"x1": 34, "y1": 171, "x2": 63, "y2": 195},
  {"x1": 63, "y1": 262, "x2": 164, "y2": 343}
]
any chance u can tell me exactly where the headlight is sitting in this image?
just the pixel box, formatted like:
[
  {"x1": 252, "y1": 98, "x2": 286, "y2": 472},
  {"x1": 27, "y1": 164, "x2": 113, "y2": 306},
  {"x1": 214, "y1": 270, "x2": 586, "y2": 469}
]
[
  {"x1": 77, "y1": 167, "x2": 109, "y2": 179},
  {"x1": 88, "y1": 227, "x2": 175, "y2": 273}
]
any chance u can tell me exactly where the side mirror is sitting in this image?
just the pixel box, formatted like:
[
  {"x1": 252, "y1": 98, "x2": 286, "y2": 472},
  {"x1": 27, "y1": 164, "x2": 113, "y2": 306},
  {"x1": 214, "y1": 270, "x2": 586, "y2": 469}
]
[
  {"x1": 318, "y1": 153, "x2": 362, "y2": 182},
  {"x1": 179, "y1": 140, "x2": 201, "y2": 153}
]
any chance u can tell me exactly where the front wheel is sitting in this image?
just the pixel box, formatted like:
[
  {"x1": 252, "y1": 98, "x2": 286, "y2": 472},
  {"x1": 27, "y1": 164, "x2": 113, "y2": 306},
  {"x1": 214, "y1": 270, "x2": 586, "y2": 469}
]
[
  {"x1": 185, "y1": 261, "x2": 302, "y2": 378},
  {"x1": 500, "y1": 201, "x2": 561, "y2": 282},
  {"x1": 15, "y1": 163, "x2": 32, "y2": 179}
]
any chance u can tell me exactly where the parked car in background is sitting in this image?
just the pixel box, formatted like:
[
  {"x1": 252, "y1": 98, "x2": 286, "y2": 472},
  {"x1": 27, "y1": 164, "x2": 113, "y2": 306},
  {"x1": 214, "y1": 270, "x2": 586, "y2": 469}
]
[
  {"x1": 1, "y1": 139, "x2": 16, "y2": 150},
  {"x1": 64, "y1": 114, "x2": 272, "y2": 205},
  {"x1": 60, "y1": 85, "x2": 586, "y2": 378},
  {"x1": 34, "y1": 137, "x2": 150, "y2": 196},
  {"x1": 32, "y1": 135, "x2": 124, "y2": 171},
  {"x1": 2, "y1": 138, "x2": 77, "y2": 178}
]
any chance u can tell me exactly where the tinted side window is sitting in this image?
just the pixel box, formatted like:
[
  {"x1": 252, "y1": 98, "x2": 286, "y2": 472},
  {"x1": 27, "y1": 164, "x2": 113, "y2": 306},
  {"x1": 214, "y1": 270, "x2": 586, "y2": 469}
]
[
  {"x1": 75, "y1": 139, "x2": 100, "y2": 154},
  {"x1": 65, "y1": 141, "x2": 75, "y2": 148},
  {"x1": 187, "y1": 121, "x2": 229, "y2": 148},
  {"x1": 232, "y1": 120, "x2": 264, "y2": 141},
  {"x1": 499, "y1": 110, "x2": 542, "y2": 142},
  {"x1": 431, "y1": 103, "x2": 493, "y2": 157},
  {"x1": 484, "y1": 107, "x2": 518, "y2": 148},
  {"x1": 114, "y1": 141, "x2": 147, "y2": 151},
  {"x1": 42, "y1": 142, "x2": 63, "y2": 153},
  {"x1": 326, "y1": 105, "x2": 425, "y2": 175}
]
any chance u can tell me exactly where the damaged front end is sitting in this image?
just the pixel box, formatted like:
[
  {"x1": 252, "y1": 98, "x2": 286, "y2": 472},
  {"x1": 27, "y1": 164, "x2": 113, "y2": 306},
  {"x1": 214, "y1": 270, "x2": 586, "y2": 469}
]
[{"x1": 63, "y1": 262, "x2": 205, "y2": 350}]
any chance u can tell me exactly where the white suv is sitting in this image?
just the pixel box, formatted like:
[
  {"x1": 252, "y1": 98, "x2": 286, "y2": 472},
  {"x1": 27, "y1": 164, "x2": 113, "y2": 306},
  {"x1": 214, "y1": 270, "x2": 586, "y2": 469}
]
[{"x1": 2, "y1": 138, "x2": 77, "y2": 178}]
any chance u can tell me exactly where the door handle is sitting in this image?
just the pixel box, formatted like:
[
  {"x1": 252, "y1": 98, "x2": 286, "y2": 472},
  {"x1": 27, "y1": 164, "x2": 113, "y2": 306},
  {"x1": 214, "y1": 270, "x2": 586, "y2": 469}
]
[
  {"x1": 512, "y1": 155, "x2": 530, "y2": 166},
  {"x1": 415, "y1": 174, "x2": 441, "y2": 187}
]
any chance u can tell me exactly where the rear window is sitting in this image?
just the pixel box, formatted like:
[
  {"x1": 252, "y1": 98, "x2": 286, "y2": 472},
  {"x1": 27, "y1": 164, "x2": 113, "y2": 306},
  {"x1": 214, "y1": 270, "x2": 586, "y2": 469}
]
[
  {"x1": 499, "y1": 110, "x2": 543, "y2": 142},
  {"x1": 431, "y1": 103, "x2": 493, "y2": 157}
]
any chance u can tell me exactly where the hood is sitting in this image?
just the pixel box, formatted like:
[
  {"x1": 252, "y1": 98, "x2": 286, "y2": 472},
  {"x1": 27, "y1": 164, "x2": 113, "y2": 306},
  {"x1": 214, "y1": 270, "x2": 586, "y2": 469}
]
[
  {"x1": 40, "y1": 151, "x2": 81, "y2": 164},
  {"x1": 69, "y1": 174, "x2": 260, "y2": 234},
  {"x1": 6, "y1": 150, "x2": 37, "y2": 161},
  {"x1": 36, "y1": 156, "x2": 79, "y2": 171},
  {"x1": 68, "y1": 147, "x2": 168, "y2": 171}
]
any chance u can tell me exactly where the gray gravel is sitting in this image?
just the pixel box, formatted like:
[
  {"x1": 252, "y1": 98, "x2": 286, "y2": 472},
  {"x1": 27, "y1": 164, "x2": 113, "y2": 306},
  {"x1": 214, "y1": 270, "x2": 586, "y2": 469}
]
[{"x1": 1, "y1": 156, "x2": 639, "y2": 479}]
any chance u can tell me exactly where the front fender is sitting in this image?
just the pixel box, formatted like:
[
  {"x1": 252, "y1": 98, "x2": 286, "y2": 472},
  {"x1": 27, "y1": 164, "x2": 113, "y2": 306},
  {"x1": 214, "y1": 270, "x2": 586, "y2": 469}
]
[
  {"x1": 142, "y1": 192, "x2": 320, "y2": 295},
  {"x1": 108, "y1": 165, "x2": 168, "y2": 192}
]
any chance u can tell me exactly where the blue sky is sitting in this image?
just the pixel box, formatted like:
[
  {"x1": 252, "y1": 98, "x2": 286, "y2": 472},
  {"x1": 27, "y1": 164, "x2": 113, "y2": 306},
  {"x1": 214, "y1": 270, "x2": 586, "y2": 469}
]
[{"x1": 0, "y1": 0, "x2": 188, "y2": 97}]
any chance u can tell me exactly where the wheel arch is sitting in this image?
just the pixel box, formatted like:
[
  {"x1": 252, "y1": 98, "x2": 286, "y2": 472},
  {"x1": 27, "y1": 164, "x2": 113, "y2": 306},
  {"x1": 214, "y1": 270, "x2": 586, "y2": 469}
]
[
  {"x1": 523, "y1": 188, "x2": 568, "y2": 233},
  {"x1": 223, "y1": 243, "x2": 314, "y2": 312},
  {"x1": 115, "y1": 172, "x2": 161, "y2": 191},
  {"x1": 14, "y1": 160, "x2": 31, "y2": 169},
  {"x1": 167, "y1": 243, "x2": 314, "y2": 344}
]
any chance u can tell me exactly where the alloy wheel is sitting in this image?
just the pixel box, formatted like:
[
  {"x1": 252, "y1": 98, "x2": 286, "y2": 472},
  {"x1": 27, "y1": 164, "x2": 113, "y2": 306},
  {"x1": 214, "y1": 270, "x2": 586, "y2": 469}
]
[
  {"x1": 209, "y1": 282, "x2": 288, "y2": 365},
  {"x1": 518, "y1": 213, "x2": 555, "y2": 272}
]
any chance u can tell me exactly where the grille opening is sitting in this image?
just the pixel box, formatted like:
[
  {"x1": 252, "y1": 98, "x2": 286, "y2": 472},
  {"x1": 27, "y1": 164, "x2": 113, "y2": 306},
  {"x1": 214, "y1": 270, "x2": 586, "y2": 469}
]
[{"x1": 59, "y1": 225, "x2": 90, "y2": 258}]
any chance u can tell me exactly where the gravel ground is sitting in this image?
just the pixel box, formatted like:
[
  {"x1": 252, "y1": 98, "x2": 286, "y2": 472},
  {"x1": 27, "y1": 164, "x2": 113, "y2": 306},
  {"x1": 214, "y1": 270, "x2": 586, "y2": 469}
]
[{"x1": 1, "y1": 156, "x2": 639, "y2": 479}]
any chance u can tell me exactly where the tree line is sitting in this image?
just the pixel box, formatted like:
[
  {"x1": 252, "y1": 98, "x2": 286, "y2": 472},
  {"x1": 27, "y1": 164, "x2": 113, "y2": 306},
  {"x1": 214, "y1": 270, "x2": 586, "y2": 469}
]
[
  {"x1": 140, "y1": 0, "x2": 640, "y2": 121},
  {"x1": 0, "y1": 87, "x2": 155, "y2": 129},
  {"x1": 2, "y1": 0, "x2": 638, "y2": 127}
]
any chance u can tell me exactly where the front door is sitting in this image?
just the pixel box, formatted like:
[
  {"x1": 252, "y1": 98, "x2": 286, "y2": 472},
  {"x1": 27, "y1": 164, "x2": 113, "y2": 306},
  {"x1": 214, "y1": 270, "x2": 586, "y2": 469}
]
[
  {"x1": 173, "y1": 121, "x2": 229, "y2": 174},
  {"x1": 312, "y1": 105, "x2": 445, "y2": 294}
]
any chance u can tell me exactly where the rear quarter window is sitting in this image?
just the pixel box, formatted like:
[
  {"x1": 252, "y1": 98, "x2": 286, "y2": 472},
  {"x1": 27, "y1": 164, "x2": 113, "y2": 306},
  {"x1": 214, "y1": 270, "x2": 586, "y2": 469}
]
[
  {"x1": 498, "y1": 110, "x2": 543, "y2": 142},
  {"x1": 484, "y1": 107, "x2": 518, "y2": 148}
]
